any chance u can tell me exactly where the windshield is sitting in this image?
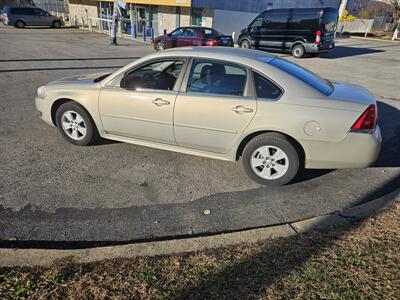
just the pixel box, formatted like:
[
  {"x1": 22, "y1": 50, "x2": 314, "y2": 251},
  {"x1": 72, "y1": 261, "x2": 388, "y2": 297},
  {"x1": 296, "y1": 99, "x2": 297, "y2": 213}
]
[{"x1": 266, "y1": 57, "x2": 333, "y2": 95}]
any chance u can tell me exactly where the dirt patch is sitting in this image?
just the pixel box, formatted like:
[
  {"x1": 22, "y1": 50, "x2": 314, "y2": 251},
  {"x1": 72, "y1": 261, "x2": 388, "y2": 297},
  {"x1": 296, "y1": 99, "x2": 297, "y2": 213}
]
[{"x1": 1, "y1": 203, "x2": 399, "y2": 299}]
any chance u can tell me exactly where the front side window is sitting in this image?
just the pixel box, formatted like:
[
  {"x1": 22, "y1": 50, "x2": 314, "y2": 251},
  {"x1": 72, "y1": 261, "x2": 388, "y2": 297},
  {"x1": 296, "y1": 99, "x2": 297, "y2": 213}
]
[
  {"x1": 121, "y1": 60, "x2": 183, "y2": 91},
  {"x1": 253, "y1": 72, "x2": 283, "y2": 100},
  {"x1": 187, "y1": 60, "x2": 247, "y2": 96},
  {"x1": 250, "y1": 16, "x2": 263, "y2": 28},
  {"x1": 171, "y1": 28, "x2": 183, "y2": 37}
]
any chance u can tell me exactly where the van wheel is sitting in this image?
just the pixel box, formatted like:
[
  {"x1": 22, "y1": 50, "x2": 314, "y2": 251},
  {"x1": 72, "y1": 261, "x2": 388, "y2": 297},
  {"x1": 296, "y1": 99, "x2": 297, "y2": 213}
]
[
  {"x1": 242, "y1": 133, "x2": 300, "y2": 186},
  {"x1": 240, "y1": 40, "x2": 251, "y2": 49},
  {"x1": 15, "y1": 20, "x2": 25, "y2": 28},
  {"x1": 292, "y1": 44, "x2": 305, "y2": 58},
  {"x1": 52, "y1": 20, "x2": 61, "y2": 28}
]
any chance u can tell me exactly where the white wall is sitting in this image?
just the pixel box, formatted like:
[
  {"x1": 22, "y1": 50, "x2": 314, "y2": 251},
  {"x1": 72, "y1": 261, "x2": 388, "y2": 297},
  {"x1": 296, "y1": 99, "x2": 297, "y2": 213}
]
[{"x1": 212, "y1": 9, "x2": 258, "y2": 41}]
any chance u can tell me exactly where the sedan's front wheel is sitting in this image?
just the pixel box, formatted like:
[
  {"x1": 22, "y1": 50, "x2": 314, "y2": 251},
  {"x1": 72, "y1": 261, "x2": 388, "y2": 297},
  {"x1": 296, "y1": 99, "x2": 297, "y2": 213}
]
[
  {"x1": 242, "y1": 133, "x2": 300, "y2": 185},
  {"x1": 55, "y1": 102, "x2": 100, "y2": 146}
]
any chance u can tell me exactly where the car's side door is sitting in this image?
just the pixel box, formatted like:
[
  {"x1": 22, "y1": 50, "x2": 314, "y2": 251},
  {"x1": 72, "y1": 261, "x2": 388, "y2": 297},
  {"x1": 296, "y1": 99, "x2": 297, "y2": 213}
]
[
  {"x1": 33, "y1": 8, "x2": 52, "y2": 26},
  {"x1": 262, "y1": 13, "x2": 290, "y2": 51},
  {"x1": 173, "y1": 59, "x2": 256, "y2": 154},
  {"x1": 169, "y1": 28, "x2": 184, "y2": 48},
  {"x1": 99, "y1": 59, "x2": 187, "y2": 144},
  {"x1": 182, "y1": 28, "x2": 198, "y2": 46},
  {"x1": 248, "y1": 14, "x2": 264, "y2": 48}
]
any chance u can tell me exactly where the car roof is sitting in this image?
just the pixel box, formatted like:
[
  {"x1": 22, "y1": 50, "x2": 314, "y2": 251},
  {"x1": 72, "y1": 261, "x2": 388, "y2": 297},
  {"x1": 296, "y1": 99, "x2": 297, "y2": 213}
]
[{"x1": 162, "y1": 47, "x2": 276, "y2": 62}]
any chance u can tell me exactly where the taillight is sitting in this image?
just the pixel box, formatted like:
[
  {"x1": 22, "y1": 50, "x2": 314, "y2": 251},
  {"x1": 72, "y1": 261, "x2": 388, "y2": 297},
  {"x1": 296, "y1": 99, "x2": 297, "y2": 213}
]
[
  {"x1": 206, "y1": 39, "x2": 217, "y2": 46},
  {"x1": 351, "y1": 104, "x2": 377, "y2": 133},
  {"x1": 315, "y1": 30, "x2": 321, "y2": 45}
]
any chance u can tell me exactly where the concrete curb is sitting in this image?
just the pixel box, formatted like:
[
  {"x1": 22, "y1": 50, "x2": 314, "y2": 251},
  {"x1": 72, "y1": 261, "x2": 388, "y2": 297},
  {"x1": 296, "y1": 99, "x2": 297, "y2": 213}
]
[{"x1": 0, "y1": 188, "x2": 399, "y2": 267}]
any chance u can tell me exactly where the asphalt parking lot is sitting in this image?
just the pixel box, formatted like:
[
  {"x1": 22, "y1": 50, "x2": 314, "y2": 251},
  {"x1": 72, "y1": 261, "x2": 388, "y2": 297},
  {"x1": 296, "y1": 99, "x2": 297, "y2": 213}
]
[{"x1": 0, "y1": 27, "x2": 399, "y2": 243}]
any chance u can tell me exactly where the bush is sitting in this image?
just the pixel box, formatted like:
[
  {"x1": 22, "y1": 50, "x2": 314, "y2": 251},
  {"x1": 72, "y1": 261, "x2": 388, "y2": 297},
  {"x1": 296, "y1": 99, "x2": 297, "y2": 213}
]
[{"x1": 340, "y1": 10, "x2": 357, "y2": 22}]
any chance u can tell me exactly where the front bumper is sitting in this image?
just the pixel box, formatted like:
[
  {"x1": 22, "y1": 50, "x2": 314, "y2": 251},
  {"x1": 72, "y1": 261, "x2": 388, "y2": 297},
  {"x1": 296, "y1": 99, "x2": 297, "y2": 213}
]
[
  {"x1": 304, "y1": 126, "x2": 382, "y2": 169},
  {"x1": 35, "y1": 96, "x2": 54, "y2": 127}
]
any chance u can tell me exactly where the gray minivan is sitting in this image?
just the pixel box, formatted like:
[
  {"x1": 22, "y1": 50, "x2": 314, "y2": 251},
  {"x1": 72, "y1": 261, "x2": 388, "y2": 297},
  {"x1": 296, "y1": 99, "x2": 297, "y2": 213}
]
[{"x1": 1, "y1": 7, "x2": 63, "y2": 28}]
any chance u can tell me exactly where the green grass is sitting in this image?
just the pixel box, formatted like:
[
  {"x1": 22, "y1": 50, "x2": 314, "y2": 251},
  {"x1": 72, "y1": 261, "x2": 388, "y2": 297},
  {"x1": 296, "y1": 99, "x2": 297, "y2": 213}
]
[{"x1": 1, "y1": 202, "x2": 399, "y2": 299}]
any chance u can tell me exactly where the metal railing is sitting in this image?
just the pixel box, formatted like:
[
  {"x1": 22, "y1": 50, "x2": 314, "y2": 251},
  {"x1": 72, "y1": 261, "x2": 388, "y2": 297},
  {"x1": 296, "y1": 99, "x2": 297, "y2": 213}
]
[
  {"x1": 87, "y1": 17, "x2": 156, "y2": 42},
  {"x1": 337, "y1": 16, "x2": 400, "y2": 37}
]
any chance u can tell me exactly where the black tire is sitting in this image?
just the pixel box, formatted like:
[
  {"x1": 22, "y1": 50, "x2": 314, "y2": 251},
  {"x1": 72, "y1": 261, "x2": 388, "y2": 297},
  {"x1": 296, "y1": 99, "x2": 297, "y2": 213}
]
[
  {"x1": 240, "y1": 39, "x2": 251, "y2": 49},
  {"x1": 15, "y1": 20, "x2": 25, "y2": 28},
  {"x1": 52, "y1": 20, "x2": 61, "y2": 28},
  {"x1": 55, "y1": 102, "x2": 100, "y2": 146},
  {"x1": 242, "y1": 133, "x2": 301, "y2": 186},
  {"x1": 291, "y1": 44, "x2": 305, "y2": 58},
  {"x1": 155, "y1": 41, "x2": 165, "y2": 51}
]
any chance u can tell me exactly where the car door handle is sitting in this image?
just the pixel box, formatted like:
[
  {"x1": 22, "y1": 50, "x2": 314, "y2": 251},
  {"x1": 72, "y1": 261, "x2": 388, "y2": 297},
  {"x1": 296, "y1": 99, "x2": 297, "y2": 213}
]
[
  {"x1": 152, "y1": 98, "x2": 170, "y2": 106},
  {"x1": 232, "y1": 105, "x2": 254, "y2": 114}
]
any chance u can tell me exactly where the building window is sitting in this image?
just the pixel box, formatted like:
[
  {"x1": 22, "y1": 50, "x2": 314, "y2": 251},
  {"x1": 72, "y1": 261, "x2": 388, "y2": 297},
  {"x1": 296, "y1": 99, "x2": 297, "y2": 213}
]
[{"x1": 191, "y1": 8, "x2": 202, "y2": 26}]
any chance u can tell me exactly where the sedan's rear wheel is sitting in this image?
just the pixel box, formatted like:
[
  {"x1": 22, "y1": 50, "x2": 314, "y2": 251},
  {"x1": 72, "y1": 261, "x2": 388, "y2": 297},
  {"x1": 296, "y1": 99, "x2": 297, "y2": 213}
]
[
  {"x1": 55, "y1": 102, "x2": 100, "y2": 146},
  {"x1": 242, "y1": 133, "x2": 300, "y2": 185}
]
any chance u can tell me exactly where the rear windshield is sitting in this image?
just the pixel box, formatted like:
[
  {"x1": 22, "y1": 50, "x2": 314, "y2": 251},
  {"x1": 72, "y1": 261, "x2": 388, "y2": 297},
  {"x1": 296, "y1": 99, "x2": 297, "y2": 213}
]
[
  {"x1": 267, "y1": 57, "x2": 333, "y2": 95},
  {"x1": 321, "y1": 12, "x2": 338, "y2": 32},
  {"x1": 200, "y1": 28, "x2": 224, "y2": 37}
]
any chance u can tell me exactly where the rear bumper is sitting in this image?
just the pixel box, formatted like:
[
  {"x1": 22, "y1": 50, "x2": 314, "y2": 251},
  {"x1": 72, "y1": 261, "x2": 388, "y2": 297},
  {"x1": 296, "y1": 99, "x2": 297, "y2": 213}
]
[
  {"x1": 303, "y1": 126, "x2": 382, "y2": 169},
  {"x1": 304, "y1": 42, "x2": 335, "y2": 53}
]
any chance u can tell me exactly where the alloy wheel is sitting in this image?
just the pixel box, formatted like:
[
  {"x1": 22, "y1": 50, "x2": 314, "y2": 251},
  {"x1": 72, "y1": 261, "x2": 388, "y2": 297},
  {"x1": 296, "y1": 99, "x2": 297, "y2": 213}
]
[
  {"x1": 250, "y1": 145, "x2": 289, "y2": 180},
  {"x1": 61, "y1": 110, "x2": 87, "y2": 141}
]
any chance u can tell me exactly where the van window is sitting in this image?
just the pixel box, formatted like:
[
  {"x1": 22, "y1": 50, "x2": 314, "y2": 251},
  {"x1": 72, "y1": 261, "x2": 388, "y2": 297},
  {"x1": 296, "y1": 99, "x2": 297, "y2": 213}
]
[
  {"x1": 267, "y1": 58, "x2": 333, "y2": 95},
  {"x1": 321, "y1": 12, "x2": 338, "y2": 32},
  {"x1": 288, "y1": 13, "x2": 318, "y2": 30},
  {"x1": 264, "y1": 14, "x2": 288, "y2": 30},
  {"x1": 250, "y1": 15, "x2": 264, "y2": 28}
]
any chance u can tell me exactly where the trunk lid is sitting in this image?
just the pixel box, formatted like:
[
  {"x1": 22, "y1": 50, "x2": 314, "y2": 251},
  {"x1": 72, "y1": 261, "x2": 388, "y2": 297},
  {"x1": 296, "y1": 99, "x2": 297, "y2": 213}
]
[{"x1": 330, "y1": 82, "x2": 376, "y2": 106}]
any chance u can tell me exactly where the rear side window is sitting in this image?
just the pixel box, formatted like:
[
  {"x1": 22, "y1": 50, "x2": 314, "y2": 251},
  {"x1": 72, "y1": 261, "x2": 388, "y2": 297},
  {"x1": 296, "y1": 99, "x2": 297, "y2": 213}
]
[
  {"x1": 11, "y1": 8, "x2": 32, "y2": 15},
  {"x1": 253, "y1": 72, "x2": 282, "y2": 100},
  {"x1": 268, "y1": 58, "x2": 333, "y2": 95},
  {"x1": 187, "y1": 60, "x2": 247, "y2": 96}
]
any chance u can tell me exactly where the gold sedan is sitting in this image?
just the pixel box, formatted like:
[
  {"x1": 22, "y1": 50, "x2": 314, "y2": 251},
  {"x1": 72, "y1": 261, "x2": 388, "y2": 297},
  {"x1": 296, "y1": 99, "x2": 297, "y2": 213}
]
[{"x1": 35, "y1": 47, "x2": 381, "y2": 185}]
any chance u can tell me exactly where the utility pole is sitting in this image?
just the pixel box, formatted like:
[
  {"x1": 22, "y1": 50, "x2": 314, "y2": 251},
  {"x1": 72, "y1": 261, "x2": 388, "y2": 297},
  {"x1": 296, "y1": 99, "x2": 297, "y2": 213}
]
[{"x1": 339, "y1": 0, "x2": 348, "y2": 18}]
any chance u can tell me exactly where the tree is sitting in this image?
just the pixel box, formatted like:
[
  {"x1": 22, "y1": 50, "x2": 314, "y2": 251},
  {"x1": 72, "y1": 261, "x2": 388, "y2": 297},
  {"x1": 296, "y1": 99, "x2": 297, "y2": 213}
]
[{"x1": 358, "y1": 1, "x2": 393, "y2": 18}]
